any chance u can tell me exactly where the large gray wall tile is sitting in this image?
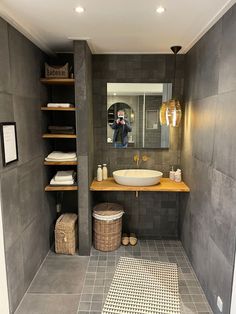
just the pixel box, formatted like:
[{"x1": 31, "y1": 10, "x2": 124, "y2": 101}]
[
  {"x1": 218, "y1": 5, "x2": 236, "y2": 94},
  {"x1": 0, "y1": 18, "x2": 11, "y2": 93},
  {"x1": 13, "y1": 95, "x2": 42, "y2": 164},
  {"x1": 5, "y1": 239, "x2": 25, "y2": 314},
  {"x1": 8, "y1": 25, "x2": 42, "y2": 98},
  {"x1": 213, "y1": 91, "x2": 236, "y2": 180},
  {"x1": 1, "y1": 168, "x2": 21, "y2": 251}
]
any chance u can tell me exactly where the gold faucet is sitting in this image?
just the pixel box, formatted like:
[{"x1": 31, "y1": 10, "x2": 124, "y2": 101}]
[{"x1": 133, "y1": 154, "x2": 149, "y2": 167}]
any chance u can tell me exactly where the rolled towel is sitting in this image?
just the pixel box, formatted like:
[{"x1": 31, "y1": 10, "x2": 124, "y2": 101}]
[
  {"x1": 54, "y1": 170, "x2": 76, "y2": 182},
  {"x1": 46, "y1": 151, "x2": 77, "y2": 160},
  {"x1": 50, "y1": 177, "x2": 75, "y2": 186},
  {"x1": 47, "y1": 103, "x2": 72, "y2": 108}
]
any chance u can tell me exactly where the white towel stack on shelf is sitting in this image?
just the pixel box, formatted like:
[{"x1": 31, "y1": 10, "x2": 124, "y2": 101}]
[
  {"x1": 45, "y1": 151, "x2": 77, "y2": 162},
  {"x1": 50, "y1": 170, "x2": 76, "y2": 186},
  {"x1": 47, "y1": 103, "x2": 72, "y2": 108}
]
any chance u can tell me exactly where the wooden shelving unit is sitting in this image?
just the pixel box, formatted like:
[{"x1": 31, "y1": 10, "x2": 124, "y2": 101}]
[
  {"x1": 42, "y1": 134, "x2": 76, "y2": 139},
  {"x1": 41, "y1": 69, "x2": 78, "y2": 193},
  {"x1": 44, "y1": 161, "x2": 78, "y2": 166},
  {"x1": 40, "y1": 78, "x2": 75, "y2": 85},
  {"x1": 45, "y1": 185, "x2": 78, "y2": 192},
  {"x1": 41, "y1": 107, "x2": 76, "y2": 111}
]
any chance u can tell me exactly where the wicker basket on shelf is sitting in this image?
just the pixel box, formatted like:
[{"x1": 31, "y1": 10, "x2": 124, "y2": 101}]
[
  {"x1": 93, "y1": 202, "x2": 124, "y2": 252},
  {"x1": 55, "y1": 213, "x2": 78, "y2": 255}
]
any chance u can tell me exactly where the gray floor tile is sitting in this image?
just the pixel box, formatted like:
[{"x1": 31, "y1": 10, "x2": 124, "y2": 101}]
[
  {"x1": 29, "y1": 256, "x2": 89, "y2": 294},
  {"x1": 17, "y1": 240, "x2": 213, "y2": 314},
  {"x1": 15, "y1": 294, "x2": 80, "y2": 314}
]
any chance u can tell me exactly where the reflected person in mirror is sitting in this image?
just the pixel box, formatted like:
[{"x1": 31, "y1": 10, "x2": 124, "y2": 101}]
[{"x1": 112, "y1": 110, "x2": 132, "y2": 148}]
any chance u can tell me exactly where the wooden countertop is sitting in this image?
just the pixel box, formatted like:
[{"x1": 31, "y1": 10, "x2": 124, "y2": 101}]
[{"x1": 90, "y1": 178, "x2": 190, "y2": 192}]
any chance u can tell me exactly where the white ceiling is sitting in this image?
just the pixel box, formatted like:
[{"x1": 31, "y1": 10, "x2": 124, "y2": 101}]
[{"x1": 0, "y1": 0, "x2": 235, "y2": 54}]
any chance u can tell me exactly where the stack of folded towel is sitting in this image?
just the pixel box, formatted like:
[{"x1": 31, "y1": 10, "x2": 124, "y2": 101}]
[
  {"x1": 50, "y1": 170, "x2": 76, "y2": 186},
  {"x1": 47, "y1": 103, "x2": 73, "y2": 108},
  {"x1": 48, "y1": 125, "x2": 75, "y2": 134},
  {"x1": 45, "y1": 151, "x2": 77, "y2": 162}
]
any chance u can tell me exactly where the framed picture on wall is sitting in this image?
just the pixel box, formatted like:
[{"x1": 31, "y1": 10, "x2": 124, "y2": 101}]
[{"x1": 0, "y1": 122, "x2": 18, "y2": 167}]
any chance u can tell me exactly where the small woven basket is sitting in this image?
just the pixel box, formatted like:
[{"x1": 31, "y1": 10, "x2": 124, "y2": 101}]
[
  {"x1": 93, "y1": 203, "x2": 124, "y2": 252},
  {"x1": 55, "y1": 213, "x2": 78, "y2": 255}
]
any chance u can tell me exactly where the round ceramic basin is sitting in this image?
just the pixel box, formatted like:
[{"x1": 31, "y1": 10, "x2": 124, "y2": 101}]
[{"x1": 113, "y1": 169, "x2": 163, "y2": 186}]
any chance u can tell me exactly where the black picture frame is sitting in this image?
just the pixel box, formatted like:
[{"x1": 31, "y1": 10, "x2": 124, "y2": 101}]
[{"x1": 0, "y1": 122, "x2": 18, "y2": 167}]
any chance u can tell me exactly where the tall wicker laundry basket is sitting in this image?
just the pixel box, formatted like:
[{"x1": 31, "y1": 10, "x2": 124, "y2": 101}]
[
  {"x1": 93, "y1": 203, "x2": 124, "y2": 252},
  {"x1": 55, "y1": 213, "x2": 78, "y2": 255}
]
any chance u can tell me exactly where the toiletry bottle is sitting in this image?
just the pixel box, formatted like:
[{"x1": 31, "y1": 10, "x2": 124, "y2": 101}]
[
  {"x1": 97, "y1": 165, "x2": 102, "y2": 182},
  {"x1": 169, "y1": 166, "x2": 175, "y2": 181},
  {"x1": 175, "y1": 169, "x2": 182, "y2": 182},
  {"x1": 102, "y1": 164, "x2": 108, "y2": 180}
]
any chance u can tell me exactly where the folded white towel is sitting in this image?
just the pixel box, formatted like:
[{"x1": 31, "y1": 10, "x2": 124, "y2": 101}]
[
  {"x1": 47, "y1": 103, "x2": 72, "y2": 108},
  {"x1": 45, "y1": 157, "x2": 77, "y2": 162},
  {"x1": 50, "y1": 177, "x2": 75, "y2": 185},
  {"x1": 46, "y1": 151, "x2": 77, "y2": 161},
  {"x1": 54, "y1": 170, "x2": 76, "y2": 182}
]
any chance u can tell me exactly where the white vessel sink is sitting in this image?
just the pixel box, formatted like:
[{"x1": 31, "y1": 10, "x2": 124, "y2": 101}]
[{"x1": 113, "y1": 169, "x2": 163, "y2": 187}]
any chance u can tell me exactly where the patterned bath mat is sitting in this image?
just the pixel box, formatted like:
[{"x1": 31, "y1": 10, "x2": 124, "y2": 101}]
[{"x1": 102, "y1": 257, "x2": 180, "y2": 314}]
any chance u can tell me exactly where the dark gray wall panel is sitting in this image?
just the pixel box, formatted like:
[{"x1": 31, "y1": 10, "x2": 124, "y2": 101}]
[
  {"x1": 180, "y1": 4, "x2": 236, "y2": 313},
  {"x1": 13, "y1": 95, "x2": 42, "y2": 164},
  {"x1": 92, "y1": 54, "x2": 185, "y2": 238},
  {"x1": 214, "y1": 91, "x2": 236, "y2": 180},
  {"x1": 0, "y1": 17, "x2": 53, "y2": 313},
  {"x1": 74, "y1": 41, "x2": 94, "y2": 255},
  {"x1": 0, "y1": 19, "x2": 11, "y2": 93},
  {"x1": 218, "y1": 5, "x2": 236, "y2": 94}
]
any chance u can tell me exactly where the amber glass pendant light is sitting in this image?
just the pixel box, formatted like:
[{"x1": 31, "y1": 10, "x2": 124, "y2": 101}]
[{"x1": 160, "y1": 46, "x2": 182, "y2": 127}]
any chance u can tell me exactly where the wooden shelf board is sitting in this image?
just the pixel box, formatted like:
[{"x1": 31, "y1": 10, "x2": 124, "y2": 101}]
[
  {"x1": 40, "y1": 78, "x2": 75, "y2": 85},
  {"x1": 42, "y1": 134, "x2": 76, "y2": 139},
  {"x1": 45, "y1": 185, "x2": 78, "y2": 191},
  {"x1": 90, "y1": 177, "x2": 190, "y2": 192},
  {"x1": 44, "y1": 161, "x2": 78, "y2": 165},
  {"x1": 41, "y1": 107, "x2": 76, "y2": 111}
]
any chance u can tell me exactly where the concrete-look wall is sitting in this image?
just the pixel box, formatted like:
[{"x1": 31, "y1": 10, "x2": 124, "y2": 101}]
[
  {"x1": 74, "y1": 41, "x2": 94, "y2": 255},
  {"x1": 0, "y1": 18, "x2": 54, "y2": 313},
  {"x1": 180, "y1": 4, "x2": 236, "y2": 313},
  {"x1": 92, "y1": 54, "x2": 185, "y2": 238}
]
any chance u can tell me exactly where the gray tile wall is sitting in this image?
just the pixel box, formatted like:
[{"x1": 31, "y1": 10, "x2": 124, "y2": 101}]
[
  {"x1": 0, "y1": 18, "x2": 55, "y2": 313},
  {"x1": 180, "y1": 4, "x2": 236, "y2": 314},
  {"x1": 74, "y1": 41, "x2": 94, "y2": 255},
  {"x1": 92, "y1": 54, "x2": 185, "y2": 238}
]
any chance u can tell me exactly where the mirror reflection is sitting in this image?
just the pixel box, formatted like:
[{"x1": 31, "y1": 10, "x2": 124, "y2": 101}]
[{"x1": 107, "y1": 83, "x2": 172, "y2": 148}]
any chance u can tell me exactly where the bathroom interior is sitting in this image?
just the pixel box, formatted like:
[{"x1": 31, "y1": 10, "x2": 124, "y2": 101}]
[{"x1": 0, "y1": 1, "x2": 236, "y2": 314}]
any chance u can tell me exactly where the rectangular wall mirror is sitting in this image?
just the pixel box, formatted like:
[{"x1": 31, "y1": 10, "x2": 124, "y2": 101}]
[{"x1": 107, "y1": 83, "x2": 172, "y2": 148}]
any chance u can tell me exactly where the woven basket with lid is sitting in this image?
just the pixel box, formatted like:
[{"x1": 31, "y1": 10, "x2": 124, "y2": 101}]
[
  {"x1": 55, "y1": 213, "x2": 78, "y2": 255},
  {"x1": 93, "y1": 203, "x2": 124, "y2": 252}
]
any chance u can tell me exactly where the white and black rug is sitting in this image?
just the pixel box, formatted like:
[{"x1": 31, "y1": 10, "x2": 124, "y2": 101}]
[{"x1": 102, "y1": 257, "x2": 180, "y2": 314}]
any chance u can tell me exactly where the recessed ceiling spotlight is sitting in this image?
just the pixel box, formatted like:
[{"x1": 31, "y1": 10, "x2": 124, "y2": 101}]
[
  {"x1": 156, "y1": 6, "x2": 165, "y2": 14},
  {"x1": 75, "y1": 6, "x2": 85, "y2": 13}
]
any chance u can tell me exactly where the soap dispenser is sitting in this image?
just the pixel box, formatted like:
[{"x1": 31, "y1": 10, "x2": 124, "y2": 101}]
[
  {"x1": 97, "y1": 165, "x2": 102, "y2": 182},
  {"x1": 169, "y1": 166, "x2": 175, "y2": 181},
  {"x1": 102, "y1": 164, "x2": 108, "y2": 180}
]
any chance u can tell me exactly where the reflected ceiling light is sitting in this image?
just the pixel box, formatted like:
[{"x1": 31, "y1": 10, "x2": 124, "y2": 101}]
[
  {"x1": 160, "y1": 46, "x2": 182, "y2": 127},
  {"x1": 156, "y1": 6, "x2": 165, "y2": 14},
  {"x1": 113, "y1": 92, "x2": 117, "y2": 96},
  {"x1": 75, "y1": 6, "x2": 85, "y2": 13}
]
